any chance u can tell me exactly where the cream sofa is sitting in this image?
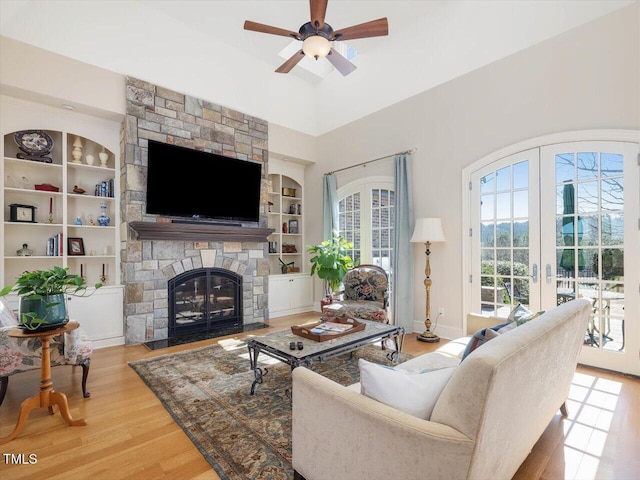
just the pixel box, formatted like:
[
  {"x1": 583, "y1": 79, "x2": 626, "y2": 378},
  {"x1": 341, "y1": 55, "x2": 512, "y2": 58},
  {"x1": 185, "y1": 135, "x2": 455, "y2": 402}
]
[{"x1": 291, "y1": 298, "x2": 591, "y2": 480}]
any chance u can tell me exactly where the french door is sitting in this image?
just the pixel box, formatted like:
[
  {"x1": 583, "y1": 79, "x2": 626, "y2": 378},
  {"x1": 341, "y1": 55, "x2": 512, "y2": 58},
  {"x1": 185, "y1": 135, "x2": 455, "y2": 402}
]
[
  {"x1": 471, "y1": 149, "x2": 541, "y2": 317},
  {"x1": 470, "y1": 139, "x2": 639, "y2": 375}
]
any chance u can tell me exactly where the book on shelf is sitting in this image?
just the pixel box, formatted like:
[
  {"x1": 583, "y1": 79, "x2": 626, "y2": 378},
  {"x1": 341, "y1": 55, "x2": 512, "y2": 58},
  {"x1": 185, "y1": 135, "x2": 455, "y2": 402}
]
[
  {"x1": 94, "y1": 178, "x2": 115, "y2": 197},
  {"x1": 309, "y1": 322, "x2": 354, "y2": 335},
  {"x1": 46, "y1": 232, "x2": 63, "y2": 256}
]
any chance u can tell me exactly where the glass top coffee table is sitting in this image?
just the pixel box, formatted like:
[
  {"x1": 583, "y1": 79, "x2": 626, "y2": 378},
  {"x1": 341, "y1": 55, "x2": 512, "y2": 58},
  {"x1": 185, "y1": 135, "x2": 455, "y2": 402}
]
[{"x1": 247, "y1": 319, "x2": 404, "y2": 394}]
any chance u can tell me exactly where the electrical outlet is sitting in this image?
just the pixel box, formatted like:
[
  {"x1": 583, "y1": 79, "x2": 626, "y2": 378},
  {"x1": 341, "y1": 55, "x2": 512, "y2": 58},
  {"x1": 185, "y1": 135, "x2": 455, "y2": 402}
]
[{"x1": 438, "y1": 307, "x2": 445, "y2": 316}]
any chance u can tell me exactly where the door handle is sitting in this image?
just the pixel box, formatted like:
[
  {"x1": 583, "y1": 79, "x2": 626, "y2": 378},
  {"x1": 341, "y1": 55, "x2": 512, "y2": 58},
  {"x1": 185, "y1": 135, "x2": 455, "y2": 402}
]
[
  {"x1": 546, "y1": 264, "x2": 553, "y2": 284},
  {"x1": 531, "y1": 264, "x2": 538, "y2": 283}
]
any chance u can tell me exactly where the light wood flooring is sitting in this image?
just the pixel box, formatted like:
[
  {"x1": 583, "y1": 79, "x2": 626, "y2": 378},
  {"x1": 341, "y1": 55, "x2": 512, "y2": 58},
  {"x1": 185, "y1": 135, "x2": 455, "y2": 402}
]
[{"x1": 1, "y1": 311, "x2": 638, "y2": 479}]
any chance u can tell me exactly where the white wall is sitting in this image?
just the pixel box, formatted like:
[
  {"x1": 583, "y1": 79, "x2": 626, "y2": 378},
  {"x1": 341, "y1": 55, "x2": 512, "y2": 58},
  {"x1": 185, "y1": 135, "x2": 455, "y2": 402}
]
[
  {"x1": 306, "y1": 4, "x2": 640, "y2": 338},
  {"x1": 269, "y1": 124, "x2": 318, "y2": 165},
  {"x1": 0, "y1": 36, "x2": 125, "y2": 122},
  {"x1": 0, "y1": 36, "x2": 319, "y2": 164}
]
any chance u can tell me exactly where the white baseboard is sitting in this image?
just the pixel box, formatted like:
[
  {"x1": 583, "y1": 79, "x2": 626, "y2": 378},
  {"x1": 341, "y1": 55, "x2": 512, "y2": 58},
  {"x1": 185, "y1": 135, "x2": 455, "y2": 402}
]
[
  {"x1": 412, "y1": 320, "x2": 464, "y2": 341},
  {"x1": 92, "y1": 336, "x2": 125, "y2": 349},
  {"x1": 269, "y1": 304, "x2": 315, "y2": 318}
]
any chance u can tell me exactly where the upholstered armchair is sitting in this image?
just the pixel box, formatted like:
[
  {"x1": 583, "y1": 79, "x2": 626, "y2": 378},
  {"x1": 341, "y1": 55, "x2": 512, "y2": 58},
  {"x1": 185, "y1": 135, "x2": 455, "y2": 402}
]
[
  {"x1": 323, "y1": 264, "x2": 389, "y2": 322},
  {"x1": 0, "y1": 315, "x2": 93, "y2": 406}
]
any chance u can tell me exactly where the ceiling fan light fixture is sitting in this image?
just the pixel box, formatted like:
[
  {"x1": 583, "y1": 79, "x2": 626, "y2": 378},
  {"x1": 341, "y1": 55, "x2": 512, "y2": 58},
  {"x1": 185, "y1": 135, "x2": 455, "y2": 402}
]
[
  {"x1": 244, "y1": 1, "x2": 388, "y2": 75},
  {"x1": 302, "y1": 35, "x2": 331, "y2": 60}
]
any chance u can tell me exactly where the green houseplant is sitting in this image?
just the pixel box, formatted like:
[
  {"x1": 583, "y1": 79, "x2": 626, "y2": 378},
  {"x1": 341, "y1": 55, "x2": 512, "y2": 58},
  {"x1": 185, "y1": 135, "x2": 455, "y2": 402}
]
[
  {"x1": 307, "y1": 234, "x2": 355, "y2": 295},
  {"x1": 0, "y1": 266, "x2": 101, "y2": 331}
]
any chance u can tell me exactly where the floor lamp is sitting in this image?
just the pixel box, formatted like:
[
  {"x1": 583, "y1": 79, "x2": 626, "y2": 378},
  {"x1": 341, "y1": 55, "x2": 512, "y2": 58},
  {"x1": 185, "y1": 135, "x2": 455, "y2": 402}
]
[{"x1": 410, "y1": 218, "x2": 446, "y2": 343}]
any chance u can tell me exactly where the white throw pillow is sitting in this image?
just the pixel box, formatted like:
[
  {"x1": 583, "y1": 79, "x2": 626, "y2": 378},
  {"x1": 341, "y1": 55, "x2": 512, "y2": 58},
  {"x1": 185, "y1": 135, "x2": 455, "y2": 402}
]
[{"x1": 359, "y1": 359, "x2": 456, "y2": 419}]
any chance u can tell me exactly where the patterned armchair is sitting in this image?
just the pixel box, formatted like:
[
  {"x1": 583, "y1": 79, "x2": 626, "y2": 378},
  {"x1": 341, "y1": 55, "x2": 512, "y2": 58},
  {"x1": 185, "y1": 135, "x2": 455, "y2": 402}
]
[
  {"x1": 323, "y1": 264, "x2": 389, "y2": 322},
  {"x1": 0, "y1": 302, "x2": 93, "y2": 406}
]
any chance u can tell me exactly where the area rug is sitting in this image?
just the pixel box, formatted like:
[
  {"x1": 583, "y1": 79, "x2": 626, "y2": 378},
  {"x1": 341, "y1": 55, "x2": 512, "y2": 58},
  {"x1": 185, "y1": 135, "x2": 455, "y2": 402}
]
[{"x1": 129, "y1": 339, "x2": 409, "y2": 480}]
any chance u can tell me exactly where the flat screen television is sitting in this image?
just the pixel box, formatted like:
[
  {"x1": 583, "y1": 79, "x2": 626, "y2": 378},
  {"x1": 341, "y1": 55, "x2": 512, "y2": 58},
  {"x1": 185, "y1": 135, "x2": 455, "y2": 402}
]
[{"x1": 146, "y1": 140, "x2": 262, "y2": 223}]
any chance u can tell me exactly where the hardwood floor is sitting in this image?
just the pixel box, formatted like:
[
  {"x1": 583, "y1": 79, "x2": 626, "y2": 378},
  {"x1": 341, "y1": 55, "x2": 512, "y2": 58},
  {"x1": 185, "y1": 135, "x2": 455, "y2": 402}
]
[{"x1": 1, "y1": 312, "x2": 638, "y2": 479}]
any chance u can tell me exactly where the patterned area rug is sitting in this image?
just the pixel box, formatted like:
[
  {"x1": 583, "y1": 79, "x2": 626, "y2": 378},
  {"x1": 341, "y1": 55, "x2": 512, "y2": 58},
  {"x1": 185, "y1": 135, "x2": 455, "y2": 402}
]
[{"x1": 129, "y1": 338, "x2": 409, "y2": 480}]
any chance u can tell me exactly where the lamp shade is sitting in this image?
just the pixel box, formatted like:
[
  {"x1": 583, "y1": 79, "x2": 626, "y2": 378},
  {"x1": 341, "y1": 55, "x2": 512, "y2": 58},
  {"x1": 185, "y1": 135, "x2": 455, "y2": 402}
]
[
  {"x1": 302, "y1": 35, "x2": 331, "y2": 59},
  {"x1": 410, "y1": 218, "x2": 446, "y2": 243}
]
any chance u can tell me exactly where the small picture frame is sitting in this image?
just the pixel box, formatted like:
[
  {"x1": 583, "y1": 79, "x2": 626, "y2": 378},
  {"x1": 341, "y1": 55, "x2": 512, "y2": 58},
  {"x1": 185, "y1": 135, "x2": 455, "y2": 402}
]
[
  {"x1": 288, "y1": 219, "x2": 299, "y2": 234},
  {"x1": 68, "y1": 237, "x2": 85, "y2": 256}
]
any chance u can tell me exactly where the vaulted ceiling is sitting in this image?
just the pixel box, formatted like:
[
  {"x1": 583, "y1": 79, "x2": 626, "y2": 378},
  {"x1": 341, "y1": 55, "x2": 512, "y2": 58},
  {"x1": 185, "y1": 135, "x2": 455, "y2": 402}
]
[{"x1": 0, "y1": 1, "x2": 634, "y2": 136}]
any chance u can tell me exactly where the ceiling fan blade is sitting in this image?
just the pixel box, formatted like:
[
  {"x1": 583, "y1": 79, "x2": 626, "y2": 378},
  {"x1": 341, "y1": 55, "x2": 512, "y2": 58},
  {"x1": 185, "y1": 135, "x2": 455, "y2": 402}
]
[
  {"x1": 326, "y1": 48, "x2": 357, "y2": 76},
  {"x1": 332, "y1": 17, "x2": 389, "y2": 41},
  {"x1": 275, "y1": 49, "x2": 305, "y2": 74},
  {"x1": 310, "y1": 0, "x2": 328, "y2": 29},
  {"x1": 244, "y1": 20, "x2": 300, "y2": 39}
]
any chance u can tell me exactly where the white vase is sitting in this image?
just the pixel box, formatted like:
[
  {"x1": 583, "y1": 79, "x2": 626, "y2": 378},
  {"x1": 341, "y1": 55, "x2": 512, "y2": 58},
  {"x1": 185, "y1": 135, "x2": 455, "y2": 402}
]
[
  {"x1": 72, "y1": 137, "x2": 83, "y2": 164},
  {"x1": 85, "y1": 154, "x2": 95, "y2": 165},
  {"x1": 98, "y1": 151, "x2": 108, "y2": 167}
]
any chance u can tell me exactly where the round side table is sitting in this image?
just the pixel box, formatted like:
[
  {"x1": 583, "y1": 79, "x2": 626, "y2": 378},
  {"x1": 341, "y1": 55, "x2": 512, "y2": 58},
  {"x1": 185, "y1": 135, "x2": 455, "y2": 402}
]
[{"x1": 0, "y1": 321, "x2": 87, "y2": 444}]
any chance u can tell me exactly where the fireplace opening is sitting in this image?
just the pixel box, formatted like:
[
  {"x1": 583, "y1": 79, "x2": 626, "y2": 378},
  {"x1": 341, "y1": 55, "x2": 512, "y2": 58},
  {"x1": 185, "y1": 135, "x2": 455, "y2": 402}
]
[{"x1": 168, "y1": 267, "x2": 242, "y2": 337}]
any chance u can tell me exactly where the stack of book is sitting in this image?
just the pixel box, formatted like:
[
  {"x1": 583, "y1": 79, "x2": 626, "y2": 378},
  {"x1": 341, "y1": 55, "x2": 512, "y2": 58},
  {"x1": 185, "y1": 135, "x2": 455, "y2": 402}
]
[
  {"x1": 46, "y1": 233, "x2": 63, "y2": 256},
  {"x1": 310, "y1": 322, "x2": 354, "y2": 335},
  {"x1": 94, "y1": 178, "x2": 115, "y2": 197}
]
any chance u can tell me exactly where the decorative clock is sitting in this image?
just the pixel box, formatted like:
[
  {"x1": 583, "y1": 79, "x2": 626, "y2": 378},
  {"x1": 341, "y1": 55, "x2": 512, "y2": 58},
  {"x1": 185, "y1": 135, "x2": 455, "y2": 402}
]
[
  {"x1": 13, "y1": 130, "x2": 54, "y2": 163},
  {"x1": 9, "y1": 204, "x2": 37, "y2": 223}
]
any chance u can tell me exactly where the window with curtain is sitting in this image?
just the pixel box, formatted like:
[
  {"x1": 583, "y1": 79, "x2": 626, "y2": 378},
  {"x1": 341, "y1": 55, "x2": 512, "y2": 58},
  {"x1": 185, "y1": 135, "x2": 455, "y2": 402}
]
[{"x1": 337, "y1": 178, "x2": 395, "y2": 297}]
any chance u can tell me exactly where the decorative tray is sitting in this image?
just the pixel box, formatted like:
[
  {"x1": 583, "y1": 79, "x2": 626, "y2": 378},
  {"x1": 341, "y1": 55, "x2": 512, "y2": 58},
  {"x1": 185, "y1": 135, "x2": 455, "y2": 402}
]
[{"x1": 291, "y1": 317, "x2": 365, "y2": 342}]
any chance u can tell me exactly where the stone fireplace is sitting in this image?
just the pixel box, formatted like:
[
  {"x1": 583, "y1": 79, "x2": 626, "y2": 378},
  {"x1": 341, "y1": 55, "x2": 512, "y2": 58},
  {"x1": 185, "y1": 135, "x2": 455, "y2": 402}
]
[{"x1": 121, "y1": 77, "x2": 270, "y2": 345}]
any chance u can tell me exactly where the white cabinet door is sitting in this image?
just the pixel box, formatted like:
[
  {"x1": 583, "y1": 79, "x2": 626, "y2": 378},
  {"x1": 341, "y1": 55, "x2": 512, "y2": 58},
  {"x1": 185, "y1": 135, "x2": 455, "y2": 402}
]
[
  {"x1": 66, "y1": 286, "x2": 124, "y2": 347},
  {"x1": 269, "y1": 276, "x2": 293, "y2": 314},
  {"x1": 290, "y1": 275, "x2": 313, "y2": 309},
  {"x1": 268, "y1": 274, "x2": 313, "y2": 317}
]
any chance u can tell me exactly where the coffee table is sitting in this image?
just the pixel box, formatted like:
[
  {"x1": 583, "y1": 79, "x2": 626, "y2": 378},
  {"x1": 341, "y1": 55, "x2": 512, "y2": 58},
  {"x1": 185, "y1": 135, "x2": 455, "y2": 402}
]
[{"x1": 247, "y1": 319, "x2": 404, "y2": 394}]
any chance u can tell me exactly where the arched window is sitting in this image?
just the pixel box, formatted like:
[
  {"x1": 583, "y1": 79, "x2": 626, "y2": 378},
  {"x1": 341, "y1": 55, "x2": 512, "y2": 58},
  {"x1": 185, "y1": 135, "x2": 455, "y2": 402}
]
[{"x1": 338, "y1": 177, "x2": 395, "y2": 300}]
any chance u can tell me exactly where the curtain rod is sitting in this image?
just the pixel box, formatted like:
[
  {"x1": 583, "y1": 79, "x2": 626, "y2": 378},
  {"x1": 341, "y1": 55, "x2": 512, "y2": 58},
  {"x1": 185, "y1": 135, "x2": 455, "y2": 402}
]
[{"x1": 325, "y1": 148, "x2": 417, "y2": 175}]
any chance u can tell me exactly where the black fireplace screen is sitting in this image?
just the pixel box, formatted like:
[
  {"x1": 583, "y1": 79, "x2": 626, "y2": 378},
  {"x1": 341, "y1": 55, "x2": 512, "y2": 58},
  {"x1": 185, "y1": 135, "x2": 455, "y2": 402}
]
[{"x1": 168, "y1": 268, "x2": 242, "y2": 336}]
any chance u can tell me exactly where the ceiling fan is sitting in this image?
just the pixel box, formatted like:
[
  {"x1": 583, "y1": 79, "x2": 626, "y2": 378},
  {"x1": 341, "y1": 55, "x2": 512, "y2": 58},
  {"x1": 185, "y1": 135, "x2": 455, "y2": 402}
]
[{"x1": 244, "y1": 0, "x2": 388, "y2": 76}]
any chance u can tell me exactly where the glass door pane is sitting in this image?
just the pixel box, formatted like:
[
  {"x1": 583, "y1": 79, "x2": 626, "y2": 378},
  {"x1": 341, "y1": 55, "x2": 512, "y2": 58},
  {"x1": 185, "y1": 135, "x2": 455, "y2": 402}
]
[
  {"x1": 552, "y1": 150, "x2": 624, "y2": 351},
  {"x1": 541, "y1": 141, "x2": 639, "y2": 375},
  {"x1": 338, "y1": 192, "x2": 361, "y2": 265},
  {"x1": 471, "y1": 149, "x2": 540, "y2": 317},
  {"x1": 371, "y1": 188, "x2": 394, "y2": 273}
]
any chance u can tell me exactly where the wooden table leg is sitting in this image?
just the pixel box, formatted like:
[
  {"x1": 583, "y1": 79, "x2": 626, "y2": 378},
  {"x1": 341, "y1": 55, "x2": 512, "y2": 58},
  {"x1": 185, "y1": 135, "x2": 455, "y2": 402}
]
[
  {"x1": 0, "y1": 334, "x2": 86, "y2": 445},
  {"x1": 0, "y1": 393, "x2": 42, "y2": 445},
  {"x1": 50, "y1": 391, "x2": 86, "y2": 426}
]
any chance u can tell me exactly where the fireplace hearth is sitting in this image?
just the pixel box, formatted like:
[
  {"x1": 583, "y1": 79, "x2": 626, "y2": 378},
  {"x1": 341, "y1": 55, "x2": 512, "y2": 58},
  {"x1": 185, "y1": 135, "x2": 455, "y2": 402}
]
[
  {"x1": 168, "y1": 267, "x2": 243, "y2": 337},
  {"x1": 142, "y1": 322, "x2": 268, "y2": 350}
]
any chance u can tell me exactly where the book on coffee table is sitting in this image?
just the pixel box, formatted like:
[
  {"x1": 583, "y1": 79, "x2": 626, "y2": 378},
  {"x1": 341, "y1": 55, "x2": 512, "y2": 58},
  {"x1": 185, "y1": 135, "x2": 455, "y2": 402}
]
[
  {"x1": 310, "y1": 322, "x2": 354, "y2": 335},
  {"x1": 291, "y1": 317, "x2": 366, "y2": 342}
]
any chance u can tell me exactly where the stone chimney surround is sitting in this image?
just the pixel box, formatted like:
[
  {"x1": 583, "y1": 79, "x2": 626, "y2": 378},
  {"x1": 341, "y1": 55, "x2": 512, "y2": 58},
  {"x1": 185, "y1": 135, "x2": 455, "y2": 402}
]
[{"x1": 121, "y1": 76, "x2": 270, "y2": 345}]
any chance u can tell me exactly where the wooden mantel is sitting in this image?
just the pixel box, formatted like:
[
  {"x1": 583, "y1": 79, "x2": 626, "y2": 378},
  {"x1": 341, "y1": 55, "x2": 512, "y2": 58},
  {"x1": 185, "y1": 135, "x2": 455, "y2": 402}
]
[{"x1": 129, "y1": 221, "x2": 275, "y2": 242}]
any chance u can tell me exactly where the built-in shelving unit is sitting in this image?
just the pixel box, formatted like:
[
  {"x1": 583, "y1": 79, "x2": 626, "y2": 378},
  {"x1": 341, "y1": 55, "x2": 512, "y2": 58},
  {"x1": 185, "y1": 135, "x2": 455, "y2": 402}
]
[
  {"x1": 267, "y1": 173, "x2": 304, "y2": 275},
  {"x1": 1, "y1": 95, "x2": 124, "y2": 347},
  {"x1": 2, "y1": 130, "x2": 118, "y2": 287},
  {"x1": 267, "y1": 157, "x2": 313, "y2": 317}
]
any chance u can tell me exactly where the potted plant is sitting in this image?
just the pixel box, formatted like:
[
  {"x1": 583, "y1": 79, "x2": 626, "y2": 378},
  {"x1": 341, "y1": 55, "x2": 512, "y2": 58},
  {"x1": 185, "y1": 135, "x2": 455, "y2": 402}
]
[
  {"x1": 0, "y1": 266, "x2": 101, "y2": 331},
  {"x1": 307, "y1": 234, "x2": 355, "y2": 299}
]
